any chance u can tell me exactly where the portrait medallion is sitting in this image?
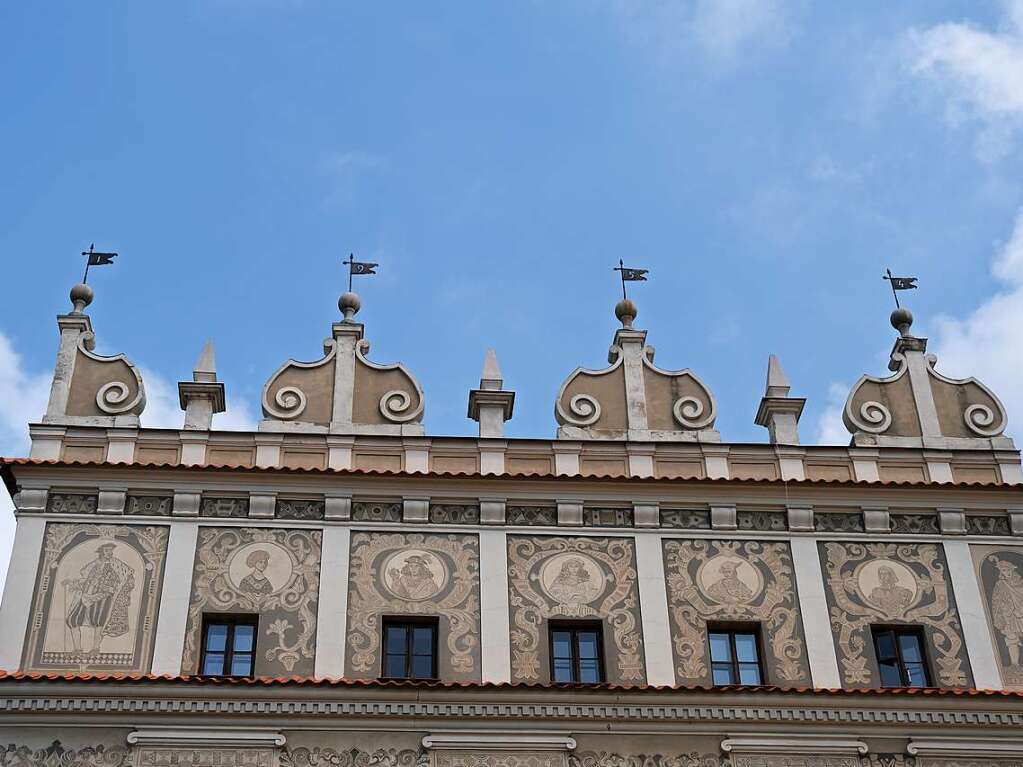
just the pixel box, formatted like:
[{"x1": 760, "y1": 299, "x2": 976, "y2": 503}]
[
  {"x1": 855, "y1": 559, "x2": 919, "y2": 616},
  {"x1": 696, "y1": 554, "x2": 763, "y2": 606},
  {"x1": 227, "y1": 541, "x2": 294, "y2": 596},
  {"x1": 382, "y1": 549, "x2": 448, "y2": 601},
  {"x1": 538, "y1": 552, "x2": 606, "y2": 608}
]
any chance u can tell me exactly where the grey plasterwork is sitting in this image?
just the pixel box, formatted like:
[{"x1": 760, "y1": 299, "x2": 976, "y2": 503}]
[
  {"x1": 816, "y1": 513, "x2": 865, "y2": 534},
  {"x1": 136, "y1": 748, "x2": 275, "y2": 767},
  {"x1": 663, "y1": 539, "x2": 811, "y2": 686},
  {"x1": 889, "y1": 514, "x2": 940, "y2": 535},
  {"x1": 730, "y1": 758, "x2": 856, "y2": 767},
  {"x1": 966, "y1": 515, "x2": 1012, "y2": 536},
  {"x1": 0, "y1": 740, "x2": 130, "y2": 767},
  {"x1": 283, "y1": 748, "x2": 426, "y2": 767},
  {"x1": 352, "y1": 502, "x2": 402, "y2": 522},
  {"x1": 661, "y1": 509, "x2": 712, "y2": 530},
  {"x1": 972, "y1": 546, "x2": 1023, "y2": 688},
  {"x1": 276, "y1": 499, "x2": 325, "y2": 521},
  {"x1": 582, "y1": 508, "x2": 634, "y2": 528},
  {"x1": 736, "y1": 510, "x2": 787, "y2": 532},
  {"x1": 345, "y1": 532, "x2": 481, "y2": 681},
  {"x1": 22, "y1": 522, "x2": 168, "y2": 674},
  {"x1": 46, "y1": 494, "x2": 97, "y2": 514},
  {"x1": 506, "y1": 507, "x2": 558, "y2": 526},
  {"x1": 820, "y1": 541, "x2": 972, "y2": 688},
  {"x1": 435, "y1": 753, "x2": 566, "y2": 767},
  {"x1": 507, "y1": 536, "x2": 645, "y2": 684},
  {"x1": 429, "y1": 505, "x2": 482, "y2": 525},
  {"x1": 200, "y1": 497, "x2": 249, "y2": 518},
  {"x1": 181, "y1": 527, "x2": 322, "y2": 676},
  {"x1": 125, "y1": 496, "x2": 172, "y2": 516},
  {"x1": 570, "y1": 754, "x2": 721, "y2": 767}
]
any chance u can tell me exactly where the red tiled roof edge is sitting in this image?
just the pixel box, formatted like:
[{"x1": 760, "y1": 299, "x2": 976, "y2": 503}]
[{"x1": 0, "y1": 671, "x2": 1021, "y2": 698}]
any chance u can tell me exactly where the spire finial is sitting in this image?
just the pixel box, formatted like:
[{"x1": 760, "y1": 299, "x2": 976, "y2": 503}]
[
  {"x1": 765, "y1": 354, "x2": 791, "y2": 398},
  {"x1": 194, "y1": 340, "x2": 217, "y2": 383},
  {"x1": 339, "y1": 253, "x2": 378, "y2": 322},
  {"x1": 69, "y1": 282, "x2": 93, "y2": 314},
  {"x1": 481, "y1": 348, "x2": 503, "y2": 390},
  {"x1": 883, "y1": 268, "x2": 918, "y2": 337},
  {"x1": 613, "y1": 260, "x2": 648, "y2": 327}
]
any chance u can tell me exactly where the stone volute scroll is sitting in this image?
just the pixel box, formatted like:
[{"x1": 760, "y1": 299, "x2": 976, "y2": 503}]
[
  {"x1": 260, "y1": 289, "x2": 425, "y2": 435},
  {"x1": 554, "y1": 299, "x2": 719, "y2": 441},
  {"x1": 843, "y1": 306, "x2": 1013, "y2": 450},
  {"x1": 42, "y1": 283, "x2": 146, "y2": 427}
]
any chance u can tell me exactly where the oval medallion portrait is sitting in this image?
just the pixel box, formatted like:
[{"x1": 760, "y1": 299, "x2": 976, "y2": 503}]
[
  {"x1": 227, "y1": 542, "x2": 294, "y2": 597},
  {"x1": 539, "y1": 552, "x2": 606, "y2": 607},
  {"x1": 855, "y1": 559, "x2": 919, "y2": 616},
  {"x1": 382, "y1": 549, "x2": 448, "y2": 601},
  {"x1": 697, "y1": 555, "x2": 764, "y2": 606}
]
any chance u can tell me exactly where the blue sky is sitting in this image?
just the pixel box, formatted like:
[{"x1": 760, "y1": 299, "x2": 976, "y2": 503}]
[{"x1": 3, "y1": 0, "x2": 1023, "y2": 468}]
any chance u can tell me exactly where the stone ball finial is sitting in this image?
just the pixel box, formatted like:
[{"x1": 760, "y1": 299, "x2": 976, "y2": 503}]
[
  {"x1": 339, "y1": 291, "x2": 361, "y2": 322},
  {"x1": 890, "y1": 306, "x2": 913, "y2": 336},
  {"x1": 615, "y1": 298, "x2": 638, "y2": 329},
  {"x1": 70, "y1": 283, "x2": 94, "y2": 314}
]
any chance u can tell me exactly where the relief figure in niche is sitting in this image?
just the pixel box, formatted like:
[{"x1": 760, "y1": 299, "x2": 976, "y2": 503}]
[
  {"x1": 62, "y1": 542, "x2": 134, "y2": 656},
  {"x1": 386, "y1": 551, "x2": 444, "y2": 601},
  {"x1": 990, "y1": 557, "x2": 1023, "y2": 669},
  {"x1": 238, "y1": 549, "x2": 275, "y2": 596}
]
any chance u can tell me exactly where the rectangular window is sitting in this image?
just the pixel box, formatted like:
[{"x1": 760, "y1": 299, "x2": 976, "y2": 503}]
[
  {"x1": 200, "y1": 615, "x2": 257, "y2": 677},
  {"x1": 708, "y1": 624, "x2": 763, "y2": 686},
  {"x1": 382, "y1": 618, "x2": 438, "y2": 680},
  {"x1": 872, "y1": 626, "x2": 931, "y2": 687},
  {"x1": 549, "y1": 621, "x2": 604, "y2": 684}
]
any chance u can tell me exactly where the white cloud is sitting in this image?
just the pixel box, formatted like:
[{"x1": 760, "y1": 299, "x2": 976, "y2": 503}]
[
  {"x1": 815, "y1": 382, "x2": 851, "y2": 445},
  {"x1": 906, "y1": 0, "x2": 1023, "y2": 160},
  {"x1": 612, "y1": 0, "x2": 793, "y2": 69},
  {"x1": 931, "y1": 209, "x2": 1023, "y2": 440}
]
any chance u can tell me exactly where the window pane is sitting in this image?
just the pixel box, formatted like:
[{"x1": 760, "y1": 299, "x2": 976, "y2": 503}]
[
  {"x1": 874, "y1": 630, "x2": 896, "y2": 661},
  {"x1": 898, "y1": 633, "x2": 923, "y2": 663},
  {"x1": 577, "y1": 631, "x2": 599, "y2": 659},
  {"x1": 712, "y1": 665, "x2": 734, "y2": 685},
  {"x1": 579, "y1": 660, "x2": 600, "y2": 684},
  {"x1": 384, "y1": 654, "x2": 406, "y2": 678},
  {"x1": 552, "y1": 631, "x2": 572, "y2": 659},
  {"x1": 553, "y1": 659, "x2": 573, "y2": 683},
  {"x1": 735, "y1": 633, "x2": 758, "y2": 663},
  {"x1": 233, "y1": 625, "x2": 254, "y2": 652},
  {"x1": 905, "y1": 663, "x2": 928, "y2": 687},
  {"x1": 413, "y1": 626, "x2": 434, "y2": 655},
  {"x1": 205, "y1": 624, "x2": 227, "y2": 652},
  {"x1": 385, "y1": 626, "x2": 407, "y2": 653},
  {"x1": 412, "y1": 654, "x2": 434, "y2": 679},
  {"x1": 202, "y1": 652, "x2": 225, "y2": 675},
  {"x1": 709, "y1": 633, "x2": 731, "y2": 662},
  {"x1": 231, "y1": 653, "x2": 253, "y2": 676},
  {"x1": 878, "y1": 659, "x2": 902, "y2": 688},
  {"x1": 738, "y1": 663, "x2": 761, "y2": 685}
]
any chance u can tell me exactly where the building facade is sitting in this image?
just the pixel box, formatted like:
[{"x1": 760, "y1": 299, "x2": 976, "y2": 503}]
[{"x1": 0, "y1": 283, "x2": 1022, "y2": 766}]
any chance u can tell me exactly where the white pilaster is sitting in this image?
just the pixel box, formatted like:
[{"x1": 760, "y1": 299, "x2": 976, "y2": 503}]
[
  {"x1": 943, "y1": 540, "x2": 1002, "y2": 690},
  {"x1": 315, "y1": 526, "x2": 351, "y2": 678},
  {"x1": 479, "y1": 529, "x2": 511, "y2": 683},
  {"x1": 790, "y1": 537, "x2": 841, "y2": 688},
  {"x1": 0, "y1": 516, "x2": 47, "y2": 671},
  {"x1": 635, "y1": 534, "x2": 674, "y2": 686},
  {"x1": 850, "y1": 448, "x2": 880, "y2": 482},
  {"x1": 326, "y1": 436, "x2": 354, "y2": 470},
  {"x1": 151, "y1": 522, "x2": 200, "y2": 675}
]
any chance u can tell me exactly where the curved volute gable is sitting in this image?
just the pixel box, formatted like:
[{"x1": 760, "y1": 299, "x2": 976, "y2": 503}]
[
  {"x1": 260, "y1": 290, "x2": 425, "y2": 435},
  {"x1": 42, "y1": 283, "x2": 146, "y2": 426},
  {"x1": 555, "y1": 299, "x2": 719, "y2": 441},
  {"x1": 844, "y1": 306, "x2": 1012, "y2": 449}
]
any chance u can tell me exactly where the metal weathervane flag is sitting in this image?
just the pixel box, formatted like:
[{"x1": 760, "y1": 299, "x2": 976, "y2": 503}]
[
  {"x1": 343, "y1": 254, "x2": 379, "y2": 291},
  {"x1": 883, "y1": 268, "x2": 919, "y2": 308},
  {"x1": 614, "y1": 259, "x2": 649, "y2": 300},
  {"x1": 81, "y1": 244, "x2": 118, "y2": 283}
]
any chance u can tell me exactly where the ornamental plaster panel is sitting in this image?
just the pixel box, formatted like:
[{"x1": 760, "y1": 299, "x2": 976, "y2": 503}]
[
  {"x1": 0, "y1": 739, "x2": 130, "y2": 767},
  {"x1": 434, "y1": 753, "x2": 565, "y2": 767},
  {"x1": 180, "y1": 527, "x2": 321, "y2": 676},
  {"x1": 662, "y1": 539, "x2": 811, "y2": 686},
  {"x1": 819, "y1": 542, "x2": 972, "y2": 688},
  {"x1": 344, "y1": 532, "x2": 481, "y2": 681},
  {"x1": 971, "y1": 545, "x2": 1023, "y2": 689},
  {"x1": 507, "y1": 536, "x2": 645, "y2": 684},
  {"x1": 283, "y1": 748, "x2": 426, "y2": 767},
  {"x1": 136, "y1": 748, "x2": 277, "y2": 767},
  {"x1": 21, "y1": 522, "x2": 168, "y2": 674}
]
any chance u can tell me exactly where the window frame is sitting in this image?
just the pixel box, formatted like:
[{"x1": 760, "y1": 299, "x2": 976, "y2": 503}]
[
  {"x1": 199, "y1": 613, "x2": 259, "y2": 678},
  {"x1": 548, "y1": 620, "x2": 606, "y2": 685},
  {"x1": 706, "y1": 622, "x2": 766, "y2": 687},
  {"x1": 871, "y1": 625, "x2": 933, "y2": 688},
  {"x1": 381, "y1": 616, "x2": 439, "y2": 680}
]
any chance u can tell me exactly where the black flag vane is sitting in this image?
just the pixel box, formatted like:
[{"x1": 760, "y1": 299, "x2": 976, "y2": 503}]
[
  {"x1": 342, "y1": 253, "x2": 378, "y2": 291},
  {"x1": 80, "y1": 244, "x2": 117, "y2": 284},
  {"x1": 883, "y1": 267, "x2": 918, "y2": 309},
  {"x1": 613, "y1": 259, "x2": 649, "y2": 300}
]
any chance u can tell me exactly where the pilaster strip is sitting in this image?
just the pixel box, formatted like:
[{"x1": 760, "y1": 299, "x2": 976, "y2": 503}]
[
  {"x1": 943, "y1": 539, "x2": 1002, "y2": 690},
  {"x1": 790, "y1": 537, "x2": 841, "y2": 689},
  {"x1": 635, "y1": 533, "x2": 675, "y2": 686},
  {"x1": 314, "y1": 526, "x2": 351, "y2": 679},
  {"x1": 150, "y1": 522, "x2": 200, "y2": 675},
  {"x1": 0, "y1": 517, "x2": 47, "y2": 671},
  {"x1": 479, "y1": 529, "x2": 511, "y2": 683}
]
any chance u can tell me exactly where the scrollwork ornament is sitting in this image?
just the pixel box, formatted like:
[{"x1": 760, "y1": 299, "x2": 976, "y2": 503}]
[
  {"x1": 264, "y1": 386, "x2": 308, "y2": 420},
  {"x1": 0, "y1": 740, "x2": 130, "y2": 767},
  {"x1": 965, "y1": 403, "x2": 1002, "y2": 436},
  {"x1": 857, "y1": 400, "x2": 892, "y2": 433},
  {"x1": 379, "y1": 389, "x2": 422, "y2": 423},
  {"x1": 96, "y1": 380, "x2": 143, "y2": 415},
  {"x1": 672, "y1": 395, "x2": 714, "y2": 429},
  {"x1": 564, "y1": 393, "x2": 601, "y2": 426}
]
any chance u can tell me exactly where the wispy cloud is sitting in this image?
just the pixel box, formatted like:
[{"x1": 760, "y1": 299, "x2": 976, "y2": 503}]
[
  {"x1": 905, "y1": 0, "x2": 1023, "y2": 160},
  {"x1": 611, "y1": 0, "x2": 795, "y2": 69},
  {"x1": 814, "y1": 381, "x2": 850, "y2": 445}
]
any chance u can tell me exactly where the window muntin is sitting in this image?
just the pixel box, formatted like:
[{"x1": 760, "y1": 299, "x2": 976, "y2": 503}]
[
  {"x1": 382, "y1": 618, "x2": 438, "y2": 679},
  {"x1": 549, "y1": 622, "x2": 604, "y2": 684},
  {"x1": 201, "y1": 615, "x2": 257, "y2": 677},
  {"x1": 708, "y1": 625, "x2": 763, "y2": 686},
  {"x1": 872, "y1": 626, "x2": 931, "y2": 687}
]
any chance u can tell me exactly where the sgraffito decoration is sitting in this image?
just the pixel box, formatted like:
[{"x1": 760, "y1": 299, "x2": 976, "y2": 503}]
[
  {"x1": 663, "y1": 539, "x2": 810, "y2": 686},
  {"x1": 973, "y1": 546, "x2": 1023, "y2": 688},
  {"x1": 181, "y1": 527, "x2": 321, "y2": 676},
  {"x1": 345, "y1": 532, "x2": 481, "y2": 681},
  {"x1": 22, "y1": 522, "x2": 168, "y2": 674},
  {"x1": 570, "y1": 753, "x2": 722, "y2": 767},
  {"x1": 820, "y1": 541, "x2": 972, "y2": 688},
  {"x1": 0, "y1": 740, "x2": 130, "y2": 767},
  {"x1": 282, "y1": 748, "x2": 427, "y2": 767},
  {"x1": 507, "y1": 536, "x2": 645, "y2": 684},
  {"x1": 136, "y1": 749, "x2": 274, "y2": 767}
]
